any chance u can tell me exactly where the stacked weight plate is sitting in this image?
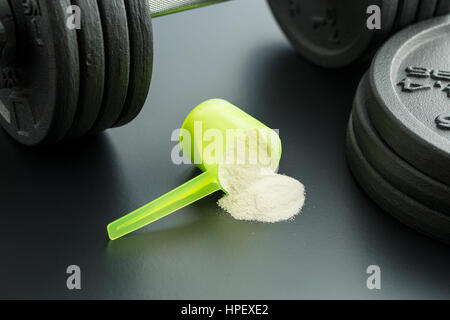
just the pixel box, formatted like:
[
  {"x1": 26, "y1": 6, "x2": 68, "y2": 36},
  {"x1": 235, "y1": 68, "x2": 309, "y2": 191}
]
[
  {"x1": 0, "y1": 0, "x2": 153, "y2": 146},
  {"x1": 268, "y1": 0, "x2": 450, "y2": 68},
  {"x1": 346, "y1": 15, "x2": 450, "y2": 244}
]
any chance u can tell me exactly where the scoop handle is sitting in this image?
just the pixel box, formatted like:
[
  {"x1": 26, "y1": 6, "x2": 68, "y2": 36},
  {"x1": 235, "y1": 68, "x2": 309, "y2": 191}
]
[{"x1": 107, "y1": 168, "x2": 222, "y2": 240}]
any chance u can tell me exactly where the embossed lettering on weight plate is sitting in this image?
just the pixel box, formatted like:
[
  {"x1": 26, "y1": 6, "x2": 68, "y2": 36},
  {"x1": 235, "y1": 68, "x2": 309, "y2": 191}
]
[
  {"x1": 0, "y1": 67, "x2": 18, "y2": 89},
  {"x1": 288, "y1": 0, "x2": 301, "y2": 18},
  {"x1": 435, "y1": 115, "x2": 450, "y2": 130},
  {"x1": 312, "y1": 7, "x2": 339, "y2": 44},
  {"x1": 11, "y1": 94, "x2": 36, "y2": 135},
  {"x1": 397, "y1": 66, "x2": 450, "y2": 131},
  {"x1": 288, "y1": 1, "x2": 340, "y2": 45},
  {"x1": 22, "y1": 0, "x2": 43, "y2": 47},
  {"x1": 0, "y1": 68, "x2": 19, "y2": 125}
]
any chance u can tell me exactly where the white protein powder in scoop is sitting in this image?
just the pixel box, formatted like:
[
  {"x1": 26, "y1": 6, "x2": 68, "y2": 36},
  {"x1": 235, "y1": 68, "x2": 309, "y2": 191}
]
[{"x1": 217, "y1": 129, "x2": 306, "y2": 223}]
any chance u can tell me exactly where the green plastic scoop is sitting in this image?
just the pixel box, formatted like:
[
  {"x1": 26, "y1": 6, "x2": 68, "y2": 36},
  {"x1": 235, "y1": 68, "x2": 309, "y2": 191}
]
[{"x1": 107, "y1": 99, "x2": 281, "y2": 240}]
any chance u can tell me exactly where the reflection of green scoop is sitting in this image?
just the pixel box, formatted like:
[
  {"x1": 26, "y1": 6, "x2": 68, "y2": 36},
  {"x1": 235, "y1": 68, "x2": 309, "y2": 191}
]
[{"x1": 107, "y1": 99, "x2": 281, "y2": 240}]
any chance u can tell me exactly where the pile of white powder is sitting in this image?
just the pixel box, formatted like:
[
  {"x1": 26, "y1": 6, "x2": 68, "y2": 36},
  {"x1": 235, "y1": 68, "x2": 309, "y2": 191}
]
[{"x1": 216, "y1": 129, "x2": 306, "y2": 223}]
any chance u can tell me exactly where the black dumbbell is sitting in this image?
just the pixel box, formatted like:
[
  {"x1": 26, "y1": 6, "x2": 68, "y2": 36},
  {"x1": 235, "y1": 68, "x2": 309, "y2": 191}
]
[
  {"x1": 0, "y1": 0, "x2": 232, "y2": 146},
  {"x1": 268, "y1": 0, "x2": 450, "y2": 68},
  {"x1": 0, "y1": 0, "x2": 152, "y2": 146}
]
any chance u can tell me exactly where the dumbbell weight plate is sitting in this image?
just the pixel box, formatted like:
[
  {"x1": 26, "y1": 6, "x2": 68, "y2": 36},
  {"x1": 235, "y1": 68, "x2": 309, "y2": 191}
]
[
  {"x1": 0, "y1": 0, "x2": 16, "y2": 67},
  {"x1": 66, "y1": 0, "x2": 105, "y2": 138},
  {"x1": 268, "y1": 0, "x2": 377, "y2": 68},
  {"x1": 368, "y1": 15, "x2": 450, "y2": 186},
  {"x1": 114, "y1": 0, "x2": 153, "y2": 127},
  {"x1": 435, "y1": 0, "x2": 450, "y2": 16},
  {"x1": 352, "y1": 74, "x2": 450, "y2": 214},
  {"x1": 90, "y1": 0, "x2": 130, "y2": 133},
  {"x1": 0, "y1": 0, "x2": 79, "y2": 145},
  {"x1": 346, "y1": 118, "x2": 450, "y2": 244},
  {"x1": 392, "y1": 0, "x2": 420, "y2": 32},
  {"x1": 416, "y1": 0, "x2": 438, "y2": 21}
]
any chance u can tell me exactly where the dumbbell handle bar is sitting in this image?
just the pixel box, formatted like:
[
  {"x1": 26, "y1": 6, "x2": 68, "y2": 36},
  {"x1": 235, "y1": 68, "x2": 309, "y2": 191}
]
[
  {"x1": 0, "y1": 0, "x2": 233, "y2": 66},
  {"x1": 150, "y1": 0, "x2": 231, "y2": 18}
]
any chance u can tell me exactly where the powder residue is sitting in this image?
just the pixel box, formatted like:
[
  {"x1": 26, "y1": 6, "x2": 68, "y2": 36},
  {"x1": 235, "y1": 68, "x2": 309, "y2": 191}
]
[{"x1": 217, "y1": 128, "x2": 306, "y2": 222}]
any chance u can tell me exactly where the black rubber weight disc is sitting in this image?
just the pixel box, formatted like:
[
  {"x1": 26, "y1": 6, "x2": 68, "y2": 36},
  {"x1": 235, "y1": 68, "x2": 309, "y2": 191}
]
[
  {"x1": 392, "y1": 0, "x2": 420, "y2": 31},
  {"x1": 416, "y1": 0, "x2": 438, "y2": 21},
  {"x1": 353, "y1": 73, "x2": 450, "y2": 214},
  {"x1": 267, "y1": 0, "x2": 379, "y2": 68},
  {"x1": 368, "y1": 15, "x2": 450, "y2": 186},
  {"x1": 346, "y1": 118, "x2": 450, "y2": 245},
  {"x1": 0, "y1": 0, "x2": 79, "y2": 145},
  {"x1": 66, "y1": 0, "x2": 105, "y2": 138},
  {"x1": 0, "y1": 0, "x2": 16, "y2": 66},
  {"x1": 435, "y1": 0, "x2": 450, "y2": 16},
  {"x1": 90, "y1": 0, "x2": 130, "y2": 133},
  {"x1": 114, "y1": 0, "x2": 153, "y2": 127}
]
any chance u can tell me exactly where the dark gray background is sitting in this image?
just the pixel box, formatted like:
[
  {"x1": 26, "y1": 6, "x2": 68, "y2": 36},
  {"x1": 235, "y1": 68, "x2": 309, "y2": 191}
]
[{"x1": 1, "y1": 0, "x2": 449, "y2": 299}]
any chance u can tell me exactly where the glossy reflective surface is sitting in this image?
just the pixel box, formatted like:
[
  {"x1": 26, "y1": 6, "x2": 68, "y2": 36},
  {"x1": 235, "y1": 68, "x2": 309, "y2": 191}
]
[{"x1": 0, "y1": 0, "x2": 449, "y2": 299}]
